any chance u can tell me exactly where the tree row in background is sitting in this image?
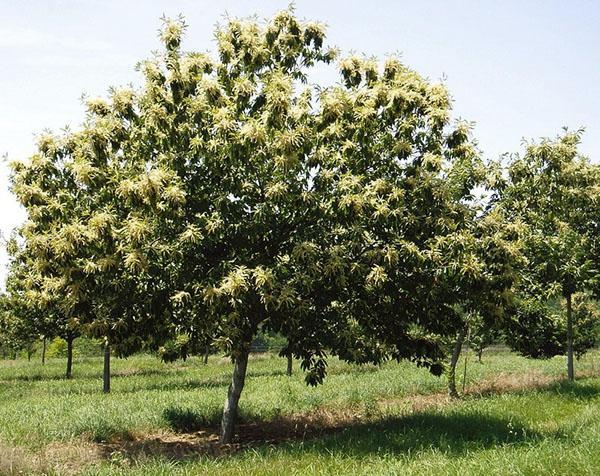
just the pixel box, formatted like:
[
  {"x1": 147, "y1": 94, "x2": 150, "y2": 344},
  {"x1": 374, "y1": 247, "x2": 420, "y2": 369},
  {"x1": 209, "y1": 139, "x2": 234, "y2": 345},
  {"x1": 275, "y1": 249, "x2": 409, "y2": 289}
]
[{"x1": 1, "y1": 10, "x2": 599, "y2": 444}]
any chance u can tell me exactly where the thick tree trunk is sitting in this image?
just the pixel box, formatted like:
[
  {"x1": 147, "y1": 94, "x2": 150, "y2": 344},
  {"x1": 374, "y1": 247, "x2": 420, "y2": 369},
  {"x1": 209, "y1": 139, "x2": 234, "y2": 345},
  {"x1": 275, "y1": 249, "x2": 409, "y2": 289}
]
[
  {"x1": 286, "y1": 352, "x2": 293, "y2": 376},
  {"x1": 203, "y1": 344, "x2": 210, "y2": 365},
  {"x1": 66, "y1": 337, "x2": 74, "y2": 379},
  {"x1": 41, "y1": 338, "x2": 46, "y2": 365},
  {"x1": 566, "y1": 293, "x2": 574, "y2": 381},
  {"x1": 448, "y1": 327, "x2": 467, "y2": 398},
  {"x1": 220, "y1": 348, "x2": 249, "y2": 444},
  {"x1": 103, "y1": 343, "x2": 111, "y2": 393}
]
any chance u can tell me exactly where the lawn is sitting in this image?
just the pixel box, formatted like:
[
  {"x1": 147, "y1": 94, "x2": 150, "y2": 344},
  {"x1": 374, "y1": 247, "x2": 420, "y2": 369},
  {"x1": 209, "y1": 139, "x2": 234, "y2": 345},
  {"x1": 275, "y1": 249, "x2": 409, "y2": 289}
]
[{"x1": 0, "y1": 347, "x2": 598, "y2": 475}]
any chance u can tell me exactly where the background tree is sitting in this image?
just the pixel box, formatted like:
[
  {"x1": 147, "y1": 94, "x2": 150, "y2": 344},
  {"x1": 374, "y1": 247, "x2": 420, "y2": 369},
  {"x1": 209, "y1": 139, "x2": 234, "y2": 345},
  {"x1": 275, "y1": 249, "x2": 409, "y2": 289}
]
[
  {"x1": 311, "y1": 53, "x2": 521, "y2": 398},
  {"x1": 0, "y1": 293, "x2": 28, "y2": 360},
  {"x1": 496, "y1": 130, "x2": 600, "y2": 380},
  {"x1": 505, "y1": 293, "x2": 599, "y2": 361},
  {"x1": 8, "y1": 94, "x2": 179, "y2": 387},
  {"x1": 2, "y1": 238, "x2": 57, "y2": 365}
]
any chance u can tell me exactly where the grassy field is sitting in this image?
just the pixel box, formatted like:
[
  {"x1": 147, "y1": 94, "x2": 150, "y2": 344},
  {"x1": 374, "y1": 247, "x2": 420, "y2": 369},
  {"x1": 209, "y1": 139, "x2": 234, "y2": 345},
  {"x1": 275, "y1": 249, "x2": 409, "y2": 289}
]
[{"x1": 0, "y1": 348, "x2": 599, "y2": 475}]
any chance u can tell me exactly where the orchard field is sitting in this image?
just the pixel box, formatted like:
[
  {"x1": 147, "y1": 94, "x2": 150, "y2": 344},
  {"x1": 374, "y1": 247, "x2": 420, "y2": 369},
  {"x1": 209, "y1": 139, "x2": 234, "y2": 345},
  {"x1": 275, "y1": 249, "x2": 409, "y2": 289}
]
[
  {"x1": 1, "y1": 6, "x2": 600, "y2": 476},
  {"x1": 1, "y1": 347, "x2": 599, "y2": 475}
]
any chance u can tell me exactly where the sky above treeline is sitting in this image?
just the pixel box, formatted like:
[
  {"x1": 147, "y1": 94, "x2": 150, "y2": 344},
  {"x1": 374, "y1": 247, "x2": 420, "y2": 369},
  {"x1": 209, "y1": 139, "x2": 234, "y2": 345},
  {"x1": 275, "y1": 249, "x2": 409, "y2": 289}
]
[{"x1": 1, "y1": 0, "x2": 599, "y2": 287}]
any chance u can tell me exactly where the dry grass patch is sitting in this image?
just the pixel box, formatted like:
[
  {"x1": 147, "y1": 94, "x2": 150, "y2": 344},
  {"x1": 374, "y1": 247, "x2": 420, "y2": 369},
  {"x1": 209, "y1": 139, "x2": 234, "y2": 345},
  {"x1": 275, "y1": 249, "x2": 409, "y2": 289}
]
[
  {"x1": 466, "y1": 368, "x2": 599, "y2": 397},
  {"x1": 0, "y1": 440, "x2": 48, "y2": 475},
  {"x1": 42, "y1": 440, "x2": 103, "y2": 475}
]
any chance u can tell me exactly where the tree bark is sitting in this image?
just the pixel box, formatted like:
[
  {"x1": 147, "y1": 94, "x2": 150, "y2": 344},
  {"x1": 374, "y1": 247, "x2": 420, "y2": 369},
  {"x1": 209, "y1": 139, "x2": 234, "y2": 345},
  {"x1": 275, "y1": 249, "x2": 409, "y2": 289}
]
[
  {"x1": 66, "y1": 337, "x2": 74, "y2": 379},
  {"x1": 286, "y1": 352, "x2": 293, "y2": 376},
  {"x1": 566, "y1": 293, "x2": 574, "y2": 381},
  {"x1": 220, "y1": 348, "x2": 249, "y2": 444},
  {"x1": 462, "y1": 326, "x2": 471, "y2": 394},
  {"x1": 203, "y1": 344, "x2": 210, "y2": 365},
  {"x1": 41, "y1": 337, "x2": 46, "y2": 365},
  {"x1": 448, "y1": 326, "x2": 467, "y2": 398},
  {"x1": 103, "y1": 342, "x2": 111, "y2": 393}
]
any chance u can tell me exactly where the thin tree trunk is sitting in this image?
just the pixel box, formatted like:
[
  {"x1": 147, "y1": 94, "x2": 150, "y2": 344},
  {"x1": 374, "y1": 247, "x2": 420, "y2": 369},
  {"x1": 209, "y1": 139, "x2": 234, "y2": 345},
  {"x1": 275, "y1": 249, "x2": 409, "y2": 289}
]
[
  {"x1": 103, "y1": 342, "x2": 111, "y2": 393},
  {"x1": 566, "y1": 293, "x2": 574, "y2": 381},
  {"x1": 66, "y1": 337, "x2": 74, "y2": 379},
  {"x1": 220, "y1": 348, "x2": 249, "y2": 444},
  {"x1": 203, "y1": 344, "x2": 210, "y2": 365},
  {"x1": 41, "y1": 338, "x2": 46, "y2": 365},
  {"x1": 462, "y1": 326, "x2": 471, "y2": 394},
  {"x1": 448, "y1": 327, "x2": 467, "y2": 398},
  {"x1": 477, "y1": 348, "x2": 483, "y2": 363},
  {"x1": 286, "y1": 352, "x2": 293, "y2": 376}
]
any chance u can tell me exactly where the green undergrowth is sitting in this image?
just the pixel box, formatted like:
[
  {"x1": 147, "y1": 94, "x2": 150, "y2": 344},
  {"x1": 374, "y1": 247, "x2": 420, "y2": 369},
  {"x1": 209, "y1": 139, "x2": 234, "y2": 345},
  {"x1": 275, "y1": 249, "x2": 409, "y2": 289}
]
[
  {"x1": 0, "y1": 348, "x2": 598, "y2": 475},
  {"x1": 86, "y1": 378, "x2": 600, "y2": 476}
]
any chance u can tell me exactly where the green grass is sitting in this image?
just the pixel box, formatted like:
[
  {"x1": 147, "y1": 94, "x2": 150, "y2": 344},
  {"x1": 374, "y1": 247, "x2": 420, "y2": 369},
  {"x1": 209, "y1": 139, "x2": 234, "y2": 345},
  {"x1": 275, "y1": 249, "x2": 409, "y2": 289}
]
[{"x1": 0, "y1": 348, "x2": 599, "y2": 475}]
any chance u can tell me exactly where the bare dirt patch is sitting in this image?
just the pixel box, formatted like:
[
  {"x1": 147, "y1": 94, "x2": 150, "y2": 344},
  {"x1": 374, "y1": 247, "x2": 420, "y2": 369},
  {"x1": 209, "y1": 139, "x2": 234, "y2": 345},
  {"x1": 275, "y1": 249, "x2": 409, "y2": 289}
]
[
  {"x1": 0, "y1": 439, "x2": 106, "y2": 476},
  {"x1": 95, "y1": 409, "x2": 361, "y2": 464}
]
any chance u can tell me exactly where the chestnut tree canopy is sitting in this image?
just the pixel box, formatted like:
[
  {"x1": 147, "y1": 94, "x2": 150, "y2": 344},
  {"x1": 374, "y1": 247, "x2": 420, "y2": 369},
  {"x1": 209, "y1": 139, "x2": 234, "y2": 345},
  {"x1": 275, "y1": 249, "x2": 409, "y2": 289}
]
[{"x1": 7, "y1": 10, "x2": 524, "y2": 442}]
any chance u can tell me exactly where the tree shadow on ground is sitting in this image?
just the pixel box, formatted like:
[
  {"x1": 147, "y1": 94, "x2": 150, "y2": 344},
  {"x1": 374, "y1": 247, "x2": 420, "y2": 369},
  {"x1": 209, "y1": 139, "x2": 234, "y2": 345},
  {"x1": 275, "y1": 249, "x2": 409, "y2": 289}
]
[
  {"x1": 303, "y1": 412, "x2": 540, "y2": 458},
  {"x1": 1, "y1": 367, "x2": 291, "y2": 399},
  {"x1": 99, "y1": 407, "x2": 542, "y2": 464},
  {"x1": 1, "y1": 366, "x2": 179, "y2": 383},
  {"x1": 163, "y1": 407, "x2": 221, "y2": 432},
  {"x1": 541, "y1": 379, "x2": 600, "y2": 400}
]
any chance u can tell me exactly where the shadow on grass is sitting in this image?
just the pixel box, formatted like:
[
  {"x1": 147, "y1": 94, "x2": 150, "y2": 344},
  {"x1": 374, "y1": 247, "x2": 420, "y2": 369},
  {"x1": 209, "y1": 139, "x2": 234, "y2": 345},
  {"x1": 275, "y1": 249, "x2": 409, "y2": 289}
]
[
  {"x1": 304, "y1": 412, "x2": 540, "y2": 457},
  {"x1": 163, "y1": 407, "x2": 221, "y2": 432},
  {"x1": 0, "y1": 365, "x2": 290, "y2": 390},
  {"x1": 542, "y1": 379, "x2": 600, "y2": 400},
  {"x1": 1, "y1": 366, "x2": 179, "y2": 383},
  {"x1": 99, "y1": 408, "x2": 542, "y2": 464},
  {"x1": 93, "y1": 377, "x2": 600, "y2": 464}
]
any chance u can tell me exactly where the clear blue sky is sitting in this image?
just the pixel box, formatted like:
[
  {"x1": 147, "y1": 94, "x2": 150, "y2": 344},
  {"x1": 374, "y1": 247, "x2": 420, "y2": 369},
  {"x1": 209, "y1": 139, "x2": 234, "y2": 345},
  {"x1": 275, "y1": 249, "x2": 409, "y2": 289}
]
[{"x1": 1, "y1": 0, "x2": 599, "y2": 286}]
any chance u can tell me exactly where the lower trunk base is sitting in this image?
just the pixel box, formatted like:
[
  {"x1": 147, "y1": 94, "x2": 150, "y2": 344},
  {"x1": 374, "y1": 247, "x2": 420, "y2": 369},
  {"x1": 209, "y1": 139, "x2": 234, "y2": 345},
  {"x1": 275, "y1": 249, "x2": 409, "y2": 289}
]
[
  {"x1": 220, "y1": 349, "x2": 250, "y2": 444},
  {"x1": 103, "y1": 343, "x2": 111, "y2": 393}
]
